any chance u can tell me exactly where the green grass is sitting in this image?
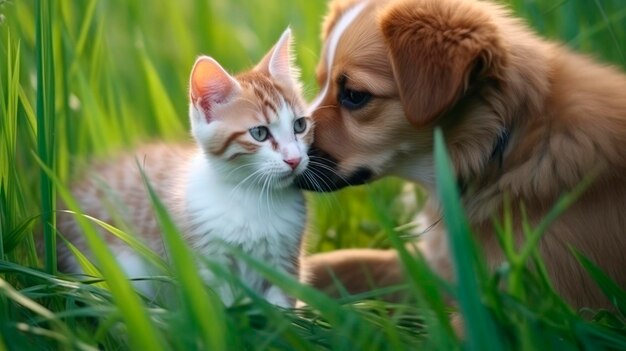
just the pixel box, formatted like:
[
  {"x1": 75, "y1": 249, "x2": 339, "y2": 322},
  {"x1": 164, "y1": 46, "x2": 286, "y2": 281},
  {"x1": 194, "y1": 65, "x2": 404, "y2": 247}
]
[{"x1": 1, "y1": 0, "x2": 626, "y2": 349}]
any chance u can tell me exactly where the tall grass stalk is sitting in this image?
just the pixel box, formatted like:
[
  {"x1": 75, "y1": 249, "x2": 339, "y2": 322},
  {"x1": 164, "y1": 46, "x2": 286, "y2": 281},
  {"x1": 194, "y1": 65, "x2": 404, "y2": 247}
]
[{"x1": 35, "y1": 0, "x2": 57, "y2": 275}]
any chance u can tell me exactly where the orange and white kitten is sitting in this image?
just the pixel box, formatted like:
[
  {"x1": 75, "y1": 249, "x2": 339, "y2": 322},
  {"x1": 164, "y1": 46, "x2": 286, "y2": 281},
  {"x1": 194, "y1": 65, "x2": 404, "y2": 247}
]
[{"x1": 57, "y1": 29, "x2": 312, "y2": 307}]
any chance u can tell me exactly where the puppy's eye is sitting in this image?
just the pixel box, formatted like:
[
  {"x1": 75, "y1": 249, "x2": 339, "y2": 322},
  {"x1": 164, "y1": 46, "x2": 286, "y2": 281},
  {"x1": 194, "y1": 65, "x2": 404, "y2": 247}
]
[
  {"x1": 293, "y1": 117, "x2": 307, "y2": 134},
  {"x1": 339, "y1": 87, "x2": 371, "y2": 110},
  {"x1": 249, "y1": 126, "x2": 270, "y2": 142}
]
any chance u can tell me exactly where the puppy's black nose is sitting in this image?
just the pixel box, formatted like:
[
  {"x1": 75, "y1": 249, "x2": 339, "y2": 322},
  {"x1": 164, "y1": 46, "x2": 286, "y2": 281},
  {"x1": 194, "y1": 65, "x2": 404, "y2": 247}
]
[{"x1": 347, "y1": 167, "x2": 373, "y2": 185}]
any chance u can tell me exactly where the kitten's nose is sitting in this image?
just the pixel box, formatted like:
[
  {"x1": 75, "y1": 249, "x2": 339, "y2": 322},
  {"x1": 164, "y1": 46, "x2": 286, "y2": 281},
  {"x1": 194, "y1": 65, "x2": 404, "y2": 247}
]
[{"x1": 284, "y1": 157, "x2": 301, "y2": 170}]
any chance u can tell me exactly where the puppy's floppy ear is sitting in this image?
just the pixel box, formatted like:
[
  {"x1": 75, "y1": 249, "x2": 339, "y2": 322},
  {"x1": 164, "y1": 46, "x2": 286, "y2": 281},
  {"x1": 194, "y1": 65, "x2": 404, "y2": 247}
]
[{"x1": 380, "y1": 0, "x2": 506, "y2": 127}]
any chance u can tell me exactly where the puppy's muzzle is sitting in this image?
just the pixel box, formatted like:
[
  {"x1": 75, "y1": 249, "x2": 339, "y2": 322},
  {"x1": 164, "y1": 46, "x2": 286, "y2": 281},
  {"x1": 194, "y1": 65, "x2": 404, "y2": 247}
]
[{"x1": 295, "y1": 146, "x2": 373, "y2": 192}]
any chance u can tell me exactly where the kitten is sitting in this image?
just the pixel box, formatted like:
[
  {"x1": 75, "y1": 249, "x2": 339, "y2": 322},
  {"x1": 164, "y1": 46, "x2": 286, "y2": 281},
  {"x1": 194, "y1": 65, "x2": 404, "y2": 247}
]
[{"x1": 57, "y1": 28, "x2": 312, "y2": 307}]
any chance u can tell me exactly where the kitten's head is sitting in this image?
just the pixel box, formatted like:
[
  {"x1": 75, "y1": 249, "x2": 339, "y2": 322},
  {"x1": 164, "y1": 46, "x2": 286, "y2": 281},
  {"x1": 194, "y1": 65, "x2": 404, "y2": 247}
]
[{"x1": 188, "y1": 28, "x2": 312, "y2": 189}]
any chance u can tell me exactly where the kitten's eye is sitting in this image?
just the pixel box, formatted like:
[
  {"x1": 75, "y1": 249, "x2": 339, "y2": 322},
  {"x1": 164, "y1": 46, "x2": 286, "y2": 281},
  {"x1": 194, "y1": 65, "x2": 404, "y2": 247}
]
[
  {"x1": 293, "y1": 117, "x2": 307, "y2": 134},
  {"x1": 338, "y1": 87, "x2": 371, "y2": 110},
  {"x1": 249, "y1": 126, "x2": 270, "y2": 142}
]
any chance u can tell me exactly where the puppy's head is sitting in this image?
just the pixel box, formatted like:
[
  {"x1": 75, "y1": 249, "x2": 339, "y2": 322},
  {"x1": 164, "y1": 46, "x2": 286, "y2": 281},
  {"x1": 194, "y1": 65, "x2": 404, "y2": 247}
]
[{"x1": 296, "y1": 0, "x2": 507, "y2": 191}]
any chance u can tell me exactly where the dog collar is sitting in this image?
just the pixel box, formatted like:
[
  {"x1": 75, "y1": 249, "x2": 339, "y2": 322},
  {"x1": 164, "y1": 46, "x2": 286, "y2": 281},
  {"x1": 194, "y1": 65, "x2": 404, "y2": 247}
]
[
  {"x1": 490, "y1": 128, "x2": 510, "y2": 170},
  {"x1": 458, "y1": 128, "x2": 510, "y2": 195}
]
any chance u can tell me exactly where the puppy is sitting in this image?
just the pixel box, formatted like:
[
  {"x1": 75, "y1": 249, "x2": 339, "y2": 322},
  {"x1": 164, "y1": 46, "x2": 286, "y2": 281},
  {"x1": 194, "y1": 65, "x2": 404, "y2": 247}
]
[{"x1": 297, "y1": 0, "x2": 626, "y2": 310}]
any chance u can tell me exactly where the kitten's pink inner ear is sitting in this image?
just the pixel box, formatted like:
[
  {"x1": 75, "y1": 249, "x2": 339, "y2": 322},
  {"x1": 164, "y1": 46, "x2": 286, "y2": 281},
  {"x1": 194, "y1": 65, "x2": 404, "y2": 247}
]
[
  {"x1": 190, "y1": 56, "x2": 237, "y2": 122},
  {"x1": 267, "y1": 28, "x2": 293, "y2": 81}
]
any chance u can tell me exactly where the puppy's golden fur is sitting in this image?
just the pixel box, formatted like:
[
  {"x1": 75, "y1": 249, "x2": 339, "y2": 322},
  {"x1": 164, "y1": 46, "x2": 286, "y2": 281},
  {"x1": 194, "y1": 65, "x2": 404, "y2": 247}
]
[{"x1": 298, "y1": 0, "x2": 626, "y2": 309}]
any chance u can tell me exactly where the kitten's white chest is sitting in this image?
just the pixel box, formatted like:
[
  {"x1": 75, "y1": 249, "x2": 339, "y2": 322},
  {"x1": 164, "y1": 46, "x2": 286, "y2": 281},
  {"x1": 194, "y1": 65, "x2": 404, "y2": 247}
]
[
  {"x1": 180, "y1": 155, "x2": 305, "y2": 306},
  {"x1": 184, "y1": 154, "x2": 305, "y2": 245},
  {"x1": 183, "y1": 154, "x2": 305, "y2": 271}
]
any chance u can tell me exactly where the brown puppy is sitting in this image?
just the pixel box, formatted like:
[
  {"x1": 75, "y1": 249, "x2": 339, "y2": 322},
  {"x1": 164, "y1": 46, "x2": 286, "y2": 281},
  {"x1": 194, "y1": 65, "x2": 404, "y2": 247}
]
[{"x1": 296, "y1": 0, "x2": 626, "y2": 310}]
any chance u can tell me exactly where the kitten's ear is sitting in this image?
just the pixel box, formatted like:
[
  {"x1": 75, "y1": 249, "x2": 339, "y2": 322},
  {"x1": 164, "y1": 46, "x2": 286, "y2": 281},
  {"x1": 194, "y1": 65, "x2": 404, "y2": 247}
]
[
  {"x1": 257, "y1": 27, "x2": 299, "y2": 84},
  {"x1": 190, "y1": 56, "x2": 240, "y2": 123}
]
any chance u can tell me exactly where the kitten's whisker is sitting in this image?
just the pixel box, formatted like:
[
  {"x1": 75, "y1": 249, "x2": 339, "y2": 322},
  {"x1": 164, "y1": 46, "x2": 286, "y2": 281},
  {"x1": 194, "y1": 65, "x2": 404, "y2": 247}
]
[
  {"x1": 308, "y1": 157, "x2": 349, "y2": 178},
  {"x1": 267, "y1": 179, "x2": 276, "y2": 216},
  {"x1": 268, "y1": 173, "x2": 279, "y2": 215},
  {"x1": 267, "y1": 172, "x2": 278, "y2": 215},
  {"x1": 250, "y1": 170, "x2": 269, "y2": 219},
  {"x1": 309, "y1": 155, "x2": 341, "y2": 167},
  {"x1": 308, "y1": 160, "x2": 352, "y2": 186},
  {"x1": 253, "y1": 172, "x2": 265, "y2": 218},
  {"x1": 310, "y1": 156, "x2": 350, "y2": 185},
  {"x1": 254, "y1": 171, "x2": 266, "y2": 217},
  {"x1": 306, "y1": 170, "x2": 338, "y2": 212},
  {"x1": 229, "y1": 168, "x2": 266, "y2": 200},
  {"x1": 260, "y1": 172, "x2": 268, "y2": 217},
  {"x1": 261, "y1": 172, "x2": 273, "y2": 217},
  {"x1": 301, "y1": 169, "x2": 340, "y2": 212},
  {"x1": 230, "y1": 168, "x2": 264, "y2": 193},
  {"x1": 223, "y1": 161, "x2": 265, "y2": 179},
  {"x1": 226, "y1": 162, "x2": 261, "y2": 182},
  {"x1": 308, "y1": 170, "x2": 339, "y2": 200}
]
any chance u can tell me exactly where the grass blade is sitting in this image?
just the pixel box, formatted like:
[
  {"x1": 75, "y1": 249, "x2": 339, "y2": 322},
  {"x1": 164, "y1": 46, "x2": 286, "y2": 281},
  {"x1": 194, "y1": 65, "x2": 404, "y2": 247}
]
[
  {"x1": 571, "y1": 247, "x2": 626, "y2": 316},
  {"x1": 368, "y1": 187, "x2": 457, "y2": 349},
  {"x1": 138, "y1": 162, "x2": 230, "y2": 351},
  {"x1": 34, "y1": 155, "x2": 165, "y2": 351},
  {"x1": 59, "y1": 210, "x2": 170, "y2": 275},
  {"x1": 225, "y1": 244, "x2": 396, "y2": 350},
  {"x1": 0, "y1": 278, "x2": 97, "y2": 351},
  {"x1": 56, "y1": 234, "x2": 106, "y2": 286},
  {"x1": 433, "y1": 128, "x2": 504, "y2": 351},
  {"x1": 35, "y1": 0, "x2": 57, "y2": 275},
  {"x1": 517, "y1": 175, "x2": 594, "y2": 265}
]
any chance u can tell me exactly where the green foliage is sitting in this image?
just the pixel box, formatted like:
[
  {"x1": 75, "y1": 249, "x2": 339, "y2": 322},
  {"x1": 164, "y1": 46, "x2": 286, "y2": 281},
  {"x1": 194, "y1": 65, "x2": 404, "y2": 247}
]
[
  {"x1": 1, "y1": 0, "x2": 626, "y2": 350},
  {"x1": 433, "y1": 129, "x2": 504, "y2": 351}
]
